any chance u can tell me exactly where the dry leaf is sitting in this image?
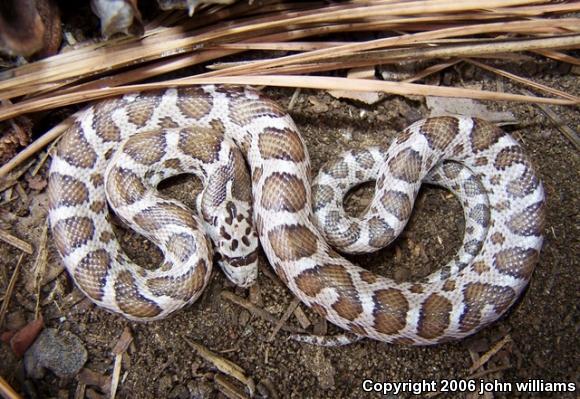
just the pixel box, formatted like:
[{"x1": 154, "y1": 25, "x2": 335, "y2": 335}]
[
  {"x1": 0, "y1": 117, "x2": 32, "y2": 165},
  {"x1": 2, "y1": 316, "x2": 45, "y2": 357}
]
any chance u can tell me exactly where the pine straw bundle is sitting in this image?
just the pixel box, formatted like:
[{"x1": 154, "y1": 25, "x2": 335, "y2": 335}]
[{"x1": 0, "y1": 0, "x2": 579, "y2": 177}]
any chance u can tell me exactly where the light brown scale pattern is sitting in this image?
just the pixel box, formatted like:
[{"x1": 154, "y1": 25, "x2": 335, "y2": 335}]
[{"x1": 48, "y1": 87, "x2": 545, "y2": 345}]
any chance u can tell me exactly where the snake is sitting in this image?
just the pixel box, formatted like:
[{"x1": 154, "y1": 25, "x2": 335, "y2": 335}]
[{"x1": 48, "y1": 85, "x2": 545, "y2": 345}]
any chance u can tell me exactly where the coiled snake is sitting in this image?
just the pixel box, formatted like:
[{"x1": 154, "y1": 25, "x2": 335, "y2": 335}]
[{"x1": 48, "y1": 86, "x2": 545, "y2": 345}]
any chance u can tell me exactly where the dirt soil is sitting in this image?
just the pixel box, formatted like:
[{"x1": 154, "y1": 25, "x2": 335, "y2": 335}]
[{"x1": 0, "y1": 57, "x2": 578, "y2": 398}]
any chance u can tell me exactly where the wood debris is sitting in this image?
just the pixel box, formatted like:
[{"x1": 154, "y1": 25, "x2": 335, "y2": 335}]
[
  {"x1": 183, "y1": 336, "x2": 255, "y2": 396},
  {"x1": 110, "y1": 327, "x2": 133, "y2": 399},
  {"x1": 221, "y1": 290, "x2": 305, "y2": 334}
]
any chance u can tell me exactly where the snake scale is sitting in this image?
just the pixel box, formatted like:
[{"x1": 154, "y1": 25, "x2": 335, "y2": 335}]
[{"x1": 48, "y1": 86, "x2": 545, "y2": 345}]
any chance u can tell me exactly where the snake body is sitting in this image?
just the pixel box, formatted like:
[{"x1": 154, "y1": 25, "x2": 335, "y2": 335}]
[{"x1": 48, "y1": 86, "x2": 545, "y2": 344}]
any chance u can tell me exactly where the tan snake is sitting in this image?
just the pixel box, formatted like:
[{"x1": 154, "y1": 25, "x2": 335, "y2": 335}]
[{"x1": 48, "y1": 86, "x2": 545, "y2": 345}]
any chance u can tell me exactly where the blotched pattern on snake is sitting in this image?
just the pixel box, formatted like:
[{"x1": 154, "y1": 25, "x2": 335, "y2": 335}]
[{"x1": 48, "y1": 86, "x2": 545, "y2": 345}]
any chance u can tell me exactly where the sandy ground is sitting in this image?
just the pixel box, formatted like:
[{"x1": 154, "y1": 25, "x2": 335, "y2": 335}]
[{"x1": 0, "y1": 58, "x2": 578, "y2": 399}]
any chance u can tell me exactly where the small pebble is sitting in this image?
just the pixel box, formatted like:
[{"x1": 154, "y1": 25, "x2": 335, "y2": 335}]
[{"x1": 24, "y1": 328, "x2": 87, "y2": 379}]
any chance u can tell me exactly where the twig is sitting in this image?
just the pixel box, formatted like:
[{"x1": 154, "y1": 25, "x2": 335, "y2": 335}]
[
  {"x1": 221, "y1": 291, "x2": 305, "y2": 334},
  {"x1": 0, "y1": 230, "x2": 33, "y2": 254},
  {"x1": 468, "y1": 335, "x2": 512, "y2": 374},
  {"x1": 465, "y1": 58, "x2": 580, "y2": 101},
  {"x1": 0, "y1": 253, "x2": 25, "y2": 329},
  {"x1": 110, "y1": 327, "x2": 133, "y2": 399},
  {"x1": 182, "y1": 336, "x2": 255, "y2": 396},
  {"x1": 521, "y1": 89, "x2": 580, "y2": 150},
  {"x1": 267, "y1": 297, "x2": 301, "y2": 341},
  {"x1": 214, "y1": 374, "x2": 249, "y2": 399}
]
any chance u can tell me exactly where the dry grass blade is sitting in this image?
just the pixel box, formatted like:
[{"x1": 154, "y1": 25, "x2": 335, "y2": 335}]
[
  {"x1": 0, "y1": 376, "x2": 22, "y2": 399},
  {"x1": 0, "y1": 230, "x2": 33, "y2": 254},
  {"x1": 465, "y1": 59, "x2": 580, "y2": 101}
]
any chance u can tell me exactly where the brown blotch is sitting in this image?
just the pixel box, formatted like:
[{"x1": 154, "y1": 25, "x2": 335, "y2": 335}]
[
  {"x1": 90, "y1": 173, "x2": 104, "y2": 188},
  {"x1": 310, "y1": 303, "x2": 328, "y2": 318},
  {"x1": 469, "y1": 203, "x2": 490, "y2": 228},
  {"x1": 252, "y1": 166, "x2": 263, "y2": 185},
  {"x1": 417, "y1": 293, "x2": 452, "y2": 339},
  {"x1": 57, "y1": 124, "x2": 97, "y2": 168},
  {"x1": 89, "y1": 200, "x2": 106, "y2": 214},
  {"x1": 452, "y1": 143, "x2": 465, "y2": 156},
  {"x1": 231, "y1": 150, "x2": 253, "y2": 202},
  {"x1": 134, "y1": 203, "x2": 197, "y2": 232},
  {"x1": 474, "y1": 156, "x2": 488, "y2": 166},
  {"x1": 324, "y1": 211, "x2": 361, "y2": 248},
  {"x1": 178, "y1": 125, "x2": 223, "y2": 163},
  {"x1": 472, "y1": 260, "x2": 490, "y2": 275},
  {"x1": 228, "y1": 96, "x2": 286, "y2": 126},
  {"x1": 359, "y1": 270, "x2": 378, "y2": 284},
  {"x1": 507, "y1": 169, "x2": 539, "y2": 199},
  {"x1": 396, "y1": 128, "x2": 413, "y2": 144},
  {"x1": 470, "y1": 119, "x2": 505, "y2": 153},
  {"x1": 409, "y1": 284, "x2": 424, "y2": 294},
  {"x1": 490, "y1": 232, "x2": 505, "y2": 245},
  {"x1": 312, "y1": 184, "x2": 334, "y2": 212},
  {"x1": 163, "y1": 158, "x2": 182, "y2": 170},
  {"x1": 349, "y1": 323, "x2": 367, "y2": 336},
  {"x1": 48, "y1": 173, "x2": 89, "y2": 208},
  {"x1": 494, "y1": 247, "x2": 539, "y2": 280},
  {"x1": 74, "y1": 249, "x2": 110, "y2": 301},
  {"x1": 52, "y1": 217, "x2": 95, "y2": 257},
  {"x1": 123, "y1": 130, "x2": 166, "y2": 165},
  {"x1": 507, "y1": 201, "x2": 545, "y2": 237},
  {"x1": 261, "y1": 172, "x2": 307, "y2": 212},
  {"x1": 354, "y1": 149, "x2": 375, "y2": 169},
  {"x1": 268, "y1": 224, "x2": 318, "y2": 261},
  {"x1": 380, "y1": 190, "x2": 412, "y2": 221},
  {"x1": 202, "y1": 167, "x2": 229, "y2": 214},
  {"x1": 459, "y1": 283, "x2": 516, "y2": 332},
  {"x1": 372, "y1": 288, "x2": 409, "y2": 335},
  {"x1": 177, "y1": 88, "x2": 213, "y2": 120},
  {"x1": 159, "y1": 116, "x2": 179, "y2": 129},
  {"x1": 420, "y1": 117, "x2": 459, "y2": 150},
  {"x1": 295, "y1": 263, "x2": 363, "y2": 321},
  {"x1": 368, "y1": 217, "x2": 395, "y2": 248},
  {"x1": 391, "y1": 337, "x2": 415, "y2": 345},
  {"x1": 100, "y1": 230, "x2": 115, "y2": 243},
  {"x1": 147, "y1": 259, "x2": 209, "y2": 301},
  {"x1": 272, "y1": 261, "x2": 289, "y2": 285},
  {"x1": 324, "y1": 160, "x2": 349, "y2": 179},
  {"x1": 125, "y1": 95, "x2": 161, "y2": 128},
  {"x1": 167, "y1": 232, "x2": 197, "y2": 263},
  {"x1": 114, "y1": 271, "x2": 163, "y2": 318},
  {"x1": 258, "y1": 127, "x2": 305, "y2": 162},
  {"x1": 92, "y1": 103, "x2": 121, "y2": 142},
  {"x1": 106, "y1": 167, "x2": 146, "y2": 207},
  {"x1": 442, "y1": 162, "x2": 462, "y2": 180},
  {"x1": 388, "y1": 148, "x2": 423, "y2": 183},
  {"x1": 442, "y1": 279, "x2": 456, "y2": 292}
]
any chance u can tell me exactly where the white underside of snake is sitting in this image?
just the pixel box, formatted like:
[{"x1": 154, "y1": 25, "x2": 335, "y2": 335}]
[{"x1": 48, "y1": 86, "x2": 545, "y2": 345}]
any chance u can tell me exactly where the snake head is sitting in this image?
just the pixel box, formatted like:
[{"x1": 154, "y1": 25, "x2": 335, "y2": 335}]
[{"x1": 205, "y1": 200, "x2": 259, "y2": 288}]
